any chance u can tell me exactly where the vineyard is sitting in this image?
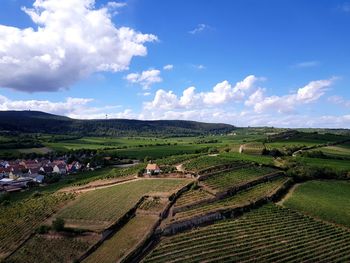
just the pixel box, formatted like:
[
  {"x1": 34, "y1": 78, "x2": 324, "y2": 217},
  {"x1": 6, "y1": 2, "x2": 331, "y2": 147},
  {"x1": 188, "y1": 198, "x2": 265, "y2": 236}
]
[
  {"x1": 173, "y1": 189, "x2": 214, "y2": 210},
  {"x1": 183, "y1": 155, "x2": 239, "y2": 172},
  {"x1": 83, "y1": 215, "x2": 158, "y2": 263},
  {"x1": 173, "y1": 177, "x2": 289, "y2": 221},
  {"x1": 5, "y1": 233, "x2": 99, "y2": 263},
  {"x1": 57, "y1": 179, "x2": 189, "y2": 227},
  {"x1": 0, "y1": 193, "x2": 74, "y2": 259},
  {"x1": 145, "y1": 204, "x2": 350, "y2": 262},
  {"x1": 202, "y1": 166, "x2": 279, "y2": 192},
  {"x1": 283, "y1": 180, "x2": 350, "y2": 228},
  {"x1": 156, "y1": 153, "x2": 202, "y2": 166}
]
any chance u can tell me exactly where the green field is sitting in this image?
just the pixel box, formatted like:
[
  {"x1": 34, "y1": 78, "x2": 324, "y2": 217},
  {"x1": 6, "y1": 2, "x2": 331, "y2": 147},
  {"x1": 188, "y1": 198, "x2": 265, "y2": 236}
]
[
  {"x1": 283, "y1": 180, "x2": 350, "y2": 228},
  {"x1": 57, "y1": 179, "x2": 190, "y2": 226},
  {"x1": 310, "y1": 142, "x2": 350, "y2": 159},
  {"x1": 203, "y1": 166, "x2": 278, "y2": 192},
  {"x1": 296, "y1": 156, "x2": 350, "y2": 171},
  {"x1": 145, "y1": 204, "x2": 350, "y2": 262},
  {"x1": 83, "y1": 214, "x2": 158, "y2": 263}
]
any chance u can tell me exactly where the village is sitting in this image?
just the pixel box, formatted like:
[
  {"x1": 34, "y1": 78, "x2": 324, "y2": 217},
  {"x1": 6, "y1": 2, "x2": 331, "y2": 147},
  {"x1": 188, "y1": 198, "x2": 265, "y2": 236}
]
[{"x1": 0, "y1": 158, "x2": 85, "y2": 192}]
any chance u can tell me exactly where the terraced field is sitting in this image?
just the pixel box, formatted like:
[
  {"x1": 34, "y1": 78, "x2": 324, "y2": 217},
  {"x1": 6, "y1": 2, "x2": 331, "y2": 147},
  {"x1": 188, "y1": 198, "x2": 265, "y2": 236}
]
[
  {"x1": 0, "y1": 193, "x2": 74, "y2": 259},
  {"x1": 57, "y1": 179, "x2": 190, "y2": 227},
  {"x1": 145, "y1": 204, "x2": 350, "y2": 262},
  {"x1": 203, "y1": 166, "x2": 279, "y2": 192},
  {"x1": 173, "y1": 177, "x2": 289, "y2": 221},
  {"x1": 83, "y1": 215, "x2": 158, "y2": 263},
  {"x1": 174, "y1": 189, "x2": 214, "y2": 209}
]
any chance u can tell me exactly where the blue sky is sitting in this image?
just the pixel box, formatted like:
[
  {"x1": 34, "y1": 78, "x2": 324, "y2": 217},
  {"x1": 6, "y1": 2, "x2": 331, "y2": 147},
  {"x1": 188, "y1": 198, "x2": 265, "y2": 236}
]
[{"x1": 0, "y1": 0, "x2": 350, "y2": 127}]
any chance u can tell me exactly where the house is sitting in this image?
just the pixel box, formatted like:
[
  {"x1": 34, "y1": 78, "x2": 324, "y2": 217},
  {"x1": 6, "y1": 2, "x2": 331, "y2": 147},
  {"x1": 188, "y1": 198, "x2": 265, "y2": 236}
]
[
  {"x1": 0, "y1": 167, "x2": 11, "y2": 178},
  {"x1": 40, "y1": 166, "x2": 53, "y2": 174},
  {"x1": 53, "y1": 163, "x2": 67, "y2": 174},
  {"x1": 145, "y1": 163, "x2": 161, "y2": 175},
  {"x1": 67, "y1": 161, "x2": 82, "y2": 173},
  {"x1": 33, "y1": 175, "x2": 45, "y2": 184}
]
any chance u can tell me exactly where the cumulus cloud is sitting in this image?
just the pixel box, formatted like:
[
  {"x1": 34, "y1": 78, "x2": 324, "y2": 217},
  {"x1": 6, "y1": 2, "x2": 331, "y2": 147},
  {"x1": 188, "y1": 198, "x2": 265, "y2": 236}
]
[
  {"x1": 0, "y1": 0, "x2": 157, "y2": 92},
  {"x1": 144, "y1": 75, "x2": 260, "y2": 110},
  {"x1": 125, "y1": 69, "x2": 162, "y2": 89},
  {"x1": 189, "y1": 24, "x2": 211, "y2": 34},
  {"x1": 163, "y1": 64, "x2": 174, "y2": 70},
  {"x1": 245, "y1": 78, "x2": 334, "y2": 113},
  {"x1": 0, "y1": 93, "x2": 139, "y2": 119}
]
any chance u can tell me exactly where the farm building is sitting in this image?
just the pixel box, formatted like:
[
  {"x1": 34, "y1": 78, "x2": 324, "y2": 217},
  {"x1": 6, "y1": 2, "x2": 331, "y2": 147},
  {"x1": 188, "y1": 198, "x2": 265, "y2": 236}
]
[{"x1": 146, "y1": 163, "x2": 161, "y2": 175}]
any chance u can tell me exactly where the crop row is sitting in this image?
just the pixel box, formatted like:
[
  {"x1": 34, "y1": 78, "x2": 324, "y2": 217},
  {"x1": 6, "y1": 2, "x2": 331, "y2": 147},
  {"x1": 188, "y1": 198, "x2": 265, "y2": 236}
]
[
  {"x1": 182, "y1": 155, "x2": 239, "y2": 172},
  {"x1": 57, "y1": 179, "x2": 188, "y2": 223},
  {"x1": 5, "y1": 233, "x2": 97, "y2": 263},
  {"x1": 144, "y1": 204, "x2": 350, "y2": 262},
  {"x1": 202, "y1": 166, "x2": 278, "y2": 192},
  {"x1": 173, "y1": 177, "x2": 288, "y2": 221},
  {"x1": 174, "y1": 189, "x2": 214, "y2": 209},
  {"x1": 0, "y1": 193, "x2": 74, "y2": 257},
  {"x1": 156, "y1": 154, "x2": 201, "y2": 166}
]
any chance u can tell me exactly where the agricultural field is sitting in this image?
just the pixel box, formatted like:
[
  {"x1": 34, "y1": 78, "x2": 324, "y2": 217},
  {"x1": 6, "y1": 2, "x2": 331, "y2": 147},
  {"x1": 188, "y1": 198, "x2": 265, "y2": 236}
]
[
  {"x1": 203, "y1": 166, "x2": 279, "y2": 192},
  {"x1": 106, "y1": 144, "x2": 209, "y2": 160},
  {"x1": 83, "y1": 214, "x2": 158, "y2": 263},
  {"x1": 173, "y1": 177, "x2": 289, "y2": 221},
  {"x1": 174, "y1": 189, "x2": 214, "y2": 209},
  {"x1": 296, "y1": 156, "x2": 350, "y2": 171},
  {"x1": 5, "y1": 233, "x2": 99, "y2": 263},
  {"x1": 57, "y1": 179, "x2": 190, "y2": 229},
  {"x1": 145, "y1": 204, "x2": 350, "y2": 263},
  {"x1": 308, "y1": 142, "x2": 350, "y2": 159},
  {"x1": 0, "y1": 193, "x2": 74, "y2": 259},
  {"x1": 183, "y1": 155, "x2": 241, "y2": 172},
  {"x1": 283, "y1": 180, "x2": 350, "y2": 228}
]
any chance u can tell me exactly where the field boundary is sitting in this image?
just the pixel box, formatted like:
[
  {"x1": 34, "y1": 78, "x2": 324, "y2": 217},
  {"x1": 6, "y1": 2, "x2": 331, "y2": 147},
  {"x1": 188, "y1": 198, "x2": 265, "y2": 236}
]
[
  {"x1": 162, "y1": 178, "x2": 293, "y2": 236},
  {"x1": 173, "y1": 171, "x2": 285, "y2": 214}
]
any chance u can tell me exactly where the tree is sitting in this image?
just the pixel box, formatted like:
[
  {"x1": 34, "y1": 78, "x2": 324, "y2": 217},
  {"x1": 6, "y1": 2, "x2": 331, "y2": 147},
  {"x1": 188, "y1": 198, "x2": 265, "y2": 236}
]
[{"x1": 52, "y1": 218, "x2": 65, "y2": 232}]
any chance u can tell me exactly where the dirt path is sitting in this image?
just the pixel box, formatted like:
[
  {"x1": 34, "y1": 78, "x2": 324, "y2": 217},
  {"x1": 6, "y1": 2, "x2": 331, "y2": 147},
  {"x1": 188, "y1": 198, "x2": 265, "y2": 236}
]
[
  {"x1": 74, "y1": 177, "x2": 142, "y2": 193},
  {"x1": 277, "y1": 183, "x2": 300, "y2": 206}
]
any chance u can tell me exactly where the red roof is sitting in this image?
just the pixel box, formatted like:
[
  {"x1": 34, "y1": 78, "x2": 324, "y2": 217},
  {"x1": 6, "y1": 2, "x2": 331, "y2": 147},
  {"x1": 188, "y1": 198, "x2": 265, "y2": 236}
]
[{"x1": 146, "y1": 164, "x2": 160, "y2": 170}]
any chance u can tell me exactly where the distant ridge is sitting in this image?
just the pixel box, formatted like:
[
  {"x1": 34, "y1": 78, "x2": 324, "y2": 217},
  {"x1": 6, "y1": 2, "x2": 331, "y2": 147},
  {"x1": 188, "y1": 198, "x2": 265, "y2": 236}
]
[{"x1": 0, "y1": 111, "x2": 235, "y2": 136}]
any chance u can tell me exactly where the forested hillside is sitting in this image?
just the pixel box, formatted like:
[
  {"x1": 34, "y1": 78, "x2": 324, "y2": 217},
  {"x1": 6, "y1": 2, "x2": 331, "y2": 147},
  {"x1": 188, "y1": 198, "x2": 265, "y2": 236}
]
[{"x1": 0, "y1": 111, "x2": 235, "y2": 137}]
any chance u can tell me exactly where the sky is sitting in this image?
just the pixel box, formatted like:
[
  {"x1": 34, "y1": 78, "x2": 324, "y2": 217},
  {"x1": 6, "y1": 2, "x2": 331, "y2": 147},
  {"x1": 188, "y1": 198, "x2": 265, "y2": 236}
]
[{"x1": 0, "y1": 0, "x2": 350, "y2": 128}]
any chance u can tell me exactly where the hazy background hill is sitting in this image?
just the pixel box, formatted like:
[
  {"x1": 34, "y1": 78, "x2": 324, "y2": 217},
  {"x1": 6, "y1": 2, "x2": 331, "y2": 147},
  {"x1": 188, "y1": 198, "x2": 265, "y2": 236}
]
[{"x1": 0, "y1": 111, "x2": 235, "y2": 137}]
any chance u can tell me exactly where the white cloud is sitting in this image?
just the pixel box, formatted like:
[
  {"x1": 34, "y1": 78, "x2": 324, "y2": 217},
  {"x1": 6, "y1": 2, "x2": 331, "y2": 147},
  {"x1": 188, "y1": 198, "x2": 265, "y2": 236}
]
[
  {"x1": 0, "y1": 93, "x2": 139, "y2": 119},
  {"x1": 193, "y1": 64, "x2": 206, "y2": 70},
  {"x1": 0, "y1": 0, "x2": 157, "y2": 92},
  {"x1": 163, "y1": 64, "x2": 174, "y2": 70},
  {"x1": 125, "y1": 69, "x2": 162, "y2": 89},
  {"x1": 144, "y1": 75, "x2": 261, "y2": 110},
  {"x1": 328, "y1": 95, "x2": 350, "y2": 107},
  {"x1": 189, "y1": 24, "x2": 211, "y2": 34},
  {"x1": 245, "y1": 78, "x2": 334, "y2": 113},
  {"x1": 293, "y1": 61, "x2": 320, "y2": 68}
]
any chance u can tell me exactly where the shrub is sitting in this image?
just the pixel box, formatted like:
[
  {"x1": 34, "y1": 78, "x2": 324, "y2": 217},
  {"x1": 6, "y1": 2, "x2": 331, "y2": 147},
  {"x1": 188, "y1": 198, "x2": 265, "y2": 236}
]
[
  {"x1": 36, "y1": 225, "x2": 51, "y2": 234},
  {"x1": 52, "y1": 218, "x2": 65, "y2": 232}
]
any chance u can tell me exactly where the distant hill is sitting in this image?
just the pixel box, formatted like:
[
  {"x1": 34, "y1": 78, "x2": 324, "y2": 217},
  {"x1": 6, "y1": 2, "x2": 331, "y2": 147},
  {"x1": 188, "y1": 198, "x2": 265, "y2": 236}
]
[{"x1": 0, "y1": 111, "x2": 235, "y2": 136}]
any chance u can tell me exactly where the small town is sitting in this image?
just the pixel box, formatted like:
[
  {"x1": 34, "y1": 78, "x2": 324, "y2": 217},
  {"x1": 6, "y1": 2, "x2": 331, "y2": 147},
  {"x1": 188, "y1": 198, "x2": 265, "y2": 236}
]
[{"x1": 0, "y1": 158, "x2": 84, "y2": 192}]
